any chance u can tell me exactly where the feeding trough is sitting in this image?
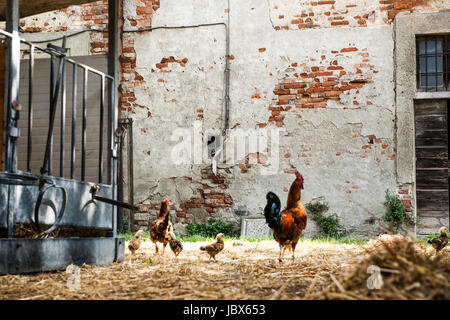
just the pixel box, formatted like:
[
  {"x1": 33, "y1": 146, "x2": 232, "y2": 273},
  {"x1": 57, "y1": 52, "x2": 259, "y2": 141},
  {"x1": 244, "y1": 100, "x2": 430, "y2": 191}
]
[{"x1": 0, "y1": 0, "x2": 124, "y2": 274}]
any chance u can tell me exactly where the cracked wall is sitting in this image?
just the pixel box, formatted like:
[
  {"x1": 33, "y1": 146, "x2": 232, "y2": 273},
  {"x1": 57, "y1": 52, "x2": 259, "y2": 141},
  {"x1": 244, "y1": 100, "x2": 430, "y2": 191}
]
[
  {"x1": 12, "y1": 0, "x2": 450, "y2": 237},
  {"x1": 124, "y1": 0, "x2": 402, "y2": 237},
  {"x1": 268, "y1": 0, "x2": 446, "y2": 30}
]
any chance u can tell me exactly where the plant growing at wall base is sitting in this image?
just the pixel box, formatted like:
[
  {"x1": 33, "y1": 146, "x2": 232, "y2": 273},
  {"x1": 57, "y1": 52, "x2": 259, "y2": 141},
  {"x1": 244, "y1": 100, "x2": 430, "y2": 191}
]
[
  {"x1": 186, "y1": 217, "x2": 240, "y2": 238},
  {"x1": 122, "y1": 220, "x2": 129, "y2": 233},
  {"x1": 305, "y1": 201, "x2": 350, "y2": 238},
  {"x1": 382, "y1": 189, "x2": 416, "y2": 231}
]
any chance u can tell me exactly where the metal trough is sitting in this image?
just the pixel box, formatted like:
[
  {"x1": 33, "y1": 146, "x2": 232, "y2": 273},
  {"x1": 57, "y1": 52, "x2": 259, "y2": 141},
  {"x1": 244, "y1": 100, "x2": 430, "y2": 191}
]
[{"x1": 0, "y1": 0, "x2": 123, "y2": 274}]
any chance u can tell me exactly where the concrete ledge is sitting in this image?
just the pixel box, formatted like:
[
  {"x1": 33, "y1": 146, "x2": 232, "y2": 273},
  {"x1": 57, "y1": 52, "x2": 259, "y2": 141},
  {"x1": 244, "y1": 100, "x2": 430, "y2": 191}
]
[
  {"x1": 415, "y1": 92, "x2": 450, "y2": 100},
  {"x1": 0, "y1": 237, "x2": 124, "y2": 274}
]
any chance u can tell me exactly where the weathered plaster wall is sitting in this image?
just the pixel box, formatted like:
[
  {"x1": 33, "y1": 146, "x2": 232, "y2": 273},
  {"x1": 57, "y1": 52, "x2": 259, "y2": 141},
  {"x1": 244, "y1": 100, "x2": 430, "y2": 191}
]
[
  {"x1": 4, "y1": 0, "x2": 109, "y2": 57},
  {"x1": 267, "y1": 0, "x2": 449, "y2": 29},
  {"x1": 9, "y1": 0, "x2": 450, "y2": 236},
  {"x1": 121, "y1": 0, "x2": 402, "y2": 237}
]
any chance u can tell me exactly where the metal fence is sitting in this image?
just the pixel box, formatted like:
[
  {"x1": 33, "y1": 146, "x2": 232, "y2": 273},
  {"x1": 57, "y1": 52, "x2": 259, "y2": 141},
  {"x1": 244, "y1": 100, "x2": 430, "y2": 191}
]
[
  {"x1": 1, "y1": 29, "x2": 115, "y2": 184},
  {"x1": 1, "y1": 28, "x2": 118, "y2": 238}
]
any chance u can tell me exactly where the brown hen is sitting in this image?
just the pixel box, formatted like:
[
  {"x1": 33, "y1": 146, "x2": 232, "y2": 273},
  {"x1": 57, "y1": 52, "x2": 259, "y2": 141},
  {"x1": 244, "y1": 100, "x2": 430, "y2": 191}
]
[
  {"x1": 428, "y1": 227, "x2": 448, "y2": 255},
  {"x1": 148, "y1": 198, "x2": 173, "y2": 255},
  {"x1": 168, "y1": 232, "x2": 183, "y2": 257},
  {"x1": 128, "y1": 230, "x2": 145, "y2": 256},
  {"x1": 200, "y1": 233, "x2": 224, "y2": 261}
]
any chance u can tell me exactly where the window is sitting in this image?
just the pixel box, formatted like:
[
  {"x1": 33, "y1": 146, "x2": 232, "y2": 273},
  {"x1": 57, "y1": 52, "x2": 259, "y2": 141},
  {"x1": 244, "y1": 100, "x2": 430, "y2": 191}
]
[{"x1": 416, "y1": 35, "x2": 450, "y2": 91}]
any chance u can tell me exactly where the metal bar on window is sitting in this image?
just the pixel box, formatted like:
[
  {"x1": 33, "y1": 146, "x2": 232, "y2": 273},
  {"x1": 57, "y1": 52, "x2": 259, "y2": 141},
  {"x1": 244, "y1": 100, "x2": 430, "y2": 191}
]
[
  {"x1": 425, "y1": 39, "x2": 428, "y2": 91},
  {"x1": 446, "y1": 36, "x2": 448, "y2": 90},
  {"x1": 49, "y1": 53, "x2": 55, "y2": 174},
  {"x1": 435, "y1": 38, "x2": 438, "y2": 92},
  {"x1": 27, "y1": 45, "x2": 34, "y2": 172},
  {"x1": 416, "y1": 38, "x2": 419, "y2": 90},
  {"x1": 71, "y1": 63, "x2": 77, "y2": 179}
]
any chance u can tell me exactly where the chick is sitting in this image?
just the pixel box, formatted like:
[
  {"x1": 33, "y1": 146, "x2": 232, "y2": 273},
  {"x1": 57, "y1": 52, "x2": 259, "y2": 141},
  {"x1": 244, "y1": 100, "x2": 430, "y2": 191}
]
[
  {"x1": 128, "y1": 230, "x2": 146, "y2": 256},
  {"x1": 200, "y1": 233, "x2": 224, "y2": 261},
  {"x1": 427, "y1": 227, "x2": 448, "y2": 255},
  {"x1": 168, "y1": 232, "x2": 183, "y2": 257}
]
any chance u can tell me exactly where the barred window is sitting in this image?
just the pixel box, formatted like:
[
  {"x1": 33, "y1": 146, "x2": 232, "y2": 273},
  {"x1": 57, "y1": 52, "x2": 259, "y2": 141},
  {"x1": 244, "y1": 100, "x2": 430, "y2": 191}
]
[{"x1": 416, "y1": 35, "x2": 449, "y2": 91}]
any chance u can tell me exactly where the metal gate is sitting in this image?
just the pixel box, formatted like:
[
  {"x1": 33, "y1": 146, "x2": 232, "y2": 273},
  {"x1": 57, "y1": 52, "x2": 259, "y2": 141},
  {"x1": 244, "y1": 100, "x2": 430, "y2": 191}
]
[{"x1": 0, "y1": 26, "x2": 124, "y2": 274}]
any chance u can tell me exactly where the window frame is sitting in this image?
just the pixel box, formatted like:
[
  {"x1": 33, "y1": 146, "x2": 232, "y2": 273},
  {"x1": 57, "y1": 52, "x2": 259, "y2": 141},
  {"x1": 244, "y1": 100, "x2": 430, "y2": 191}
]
[{"x1": 416, "y1": 34, "x2": 449, "y2": 92}]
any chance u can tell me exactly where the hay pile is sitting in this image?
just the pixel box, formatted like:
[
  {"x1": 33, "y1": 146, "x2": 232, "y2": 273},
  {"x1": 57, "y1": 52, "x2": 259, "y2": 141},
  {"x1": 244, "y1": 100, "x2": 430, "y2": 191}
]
[
  {"x1": 12, "y1": 223, "x2": 109, "y2": 238},
  {"x1": 313, "y1": 234, "x2": 450, "y2": 300},
  {"x1": 0, "y1": 236, "x2": 448, "y2": 300},
  {"x1": 0, "y1": 240, "x2": 361, "y2": 300}
]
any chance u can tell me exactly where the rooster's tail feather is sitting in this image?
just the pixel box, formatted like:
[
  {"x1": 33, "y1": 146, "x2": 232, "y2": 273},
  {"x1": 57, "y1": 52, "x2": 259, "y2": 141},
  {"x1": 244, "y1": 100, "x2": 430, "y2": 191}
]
[{"x1": 264, "y1": 192, "x2": 281, "y2": 229}]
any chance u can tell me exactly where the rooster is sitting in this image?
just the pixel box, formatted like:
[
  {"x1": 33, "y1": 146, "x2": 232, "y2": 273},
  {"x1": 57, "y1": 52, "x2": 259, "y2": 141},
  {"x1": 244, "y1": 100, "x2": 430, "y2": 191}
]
[
  {"x1": 264, "y1": 171, "x2": 307, "y2": 262},
  {"x1": 148, "y1": 198, "x2": 173, "y2": 255},
  {"x1": 128, "y1": 229, "x2": 145, "y2": 257},
  {"x1": 168, "y1": 231, "x2": 183, "y2": 257},
  {"x1": 200, "y1": 233, "x2": 224, "y2": 261},
  {"x1": 428, "y1": 227, "x2": 448, "y2": 255}
]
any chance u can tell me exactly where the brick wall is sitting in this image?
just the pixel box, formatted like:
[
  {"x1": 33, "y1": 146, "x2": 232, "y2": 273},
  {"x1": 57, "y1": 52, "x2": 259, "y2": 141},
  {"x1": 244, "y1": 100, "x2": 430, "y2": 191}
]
[
  {"x1": 270, "y1": 46, "x2": 376, "y2": 127},
  {"x1": 397, "y1": 184, "x2": 413, "y2": 213},
  {"x1": 19, "y1": 0, "x2": 109, "y2": 55},
  {"x1": 134, "y1": 167, "x2": 234, "y2": 230},
  {"x1": 14, "y1": 0, "x2": 449, "y2": 235},
  {"x1": 119, "y1": 1, "x2": 160, "y2": 116},
  {"x1": 269, "y1": 0, "x2": 438, "y2": 30}
]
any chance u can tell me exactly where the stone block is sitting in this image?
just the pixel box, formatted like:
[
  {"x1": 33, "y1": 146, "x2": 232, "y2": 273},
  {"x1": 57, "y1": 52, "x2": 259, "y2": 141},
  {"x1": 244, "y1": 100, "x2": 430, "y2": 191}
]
[{"x1": 240, "y1": 216, "x2": 272, "y2": 238}]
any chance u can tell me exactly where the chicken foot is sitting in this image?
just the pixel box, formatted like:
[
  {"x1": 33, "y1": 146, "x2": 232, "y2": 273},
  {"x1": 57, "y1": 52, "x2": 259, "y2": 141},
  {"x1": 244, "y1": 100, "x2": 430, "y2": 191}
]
[
  {"x1": 291, "y1": 242, "x2": 297, "y2": 262},
  {"x1": 278, "y1": 244, "x2": 284, "y2": 262}
]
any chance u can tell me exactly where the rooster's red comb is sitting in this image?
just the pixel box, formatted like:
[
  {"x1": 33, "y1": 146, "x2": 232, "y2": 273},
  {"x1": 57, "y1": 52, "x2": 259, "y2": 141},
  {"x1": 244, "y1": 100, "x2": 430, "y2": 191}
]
[{"x1": 294, "y1": 171, "x2": 303, "y2": 181}]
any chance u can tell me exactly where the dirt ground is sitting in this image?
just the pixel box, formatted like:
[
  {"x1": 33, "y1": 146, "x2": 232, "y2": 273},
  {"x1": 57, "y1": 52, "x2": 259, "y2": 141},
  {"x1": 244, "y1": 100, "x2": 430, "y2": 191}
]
[{"x1": 0, "y1": 239, "x2": 366, "y2": 300}]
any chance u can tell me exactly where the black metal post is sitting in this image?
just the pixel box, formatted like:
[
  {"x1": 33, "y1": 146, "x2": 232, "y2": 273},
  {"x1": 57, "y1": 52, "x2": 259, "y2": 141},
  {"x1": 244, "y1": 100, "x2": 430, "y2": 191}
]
[
  {"x1": 117, "y1": 121, "x2": 124, "y2": 232},
  {"x1": 81, "y1": 67, "x2": 87, "y2": 181},
  {"x1": 49, "y1": 53, "x2": 55, "y2": 175},
  {"x1": 127, "y1": 118, "x2": 134, "y2": 233},
  {"x1": 27, "y1": 45, "x2": 34, "y2": 172},
  {"x1": 41, "y1": 52, "x2": 66, "y2": 176},
  {"x1": 70, "y1": 63, "x2": 77, "y2": 179},
  {"x1": 99, "y1": 75, "x2": 105, "y2": 183},
  {"x1": 60, "y1": 37, "x2": 67, "y2": 177},
  {"x1": 108, "y1": 0, "x2": 120, "y2": 240}
]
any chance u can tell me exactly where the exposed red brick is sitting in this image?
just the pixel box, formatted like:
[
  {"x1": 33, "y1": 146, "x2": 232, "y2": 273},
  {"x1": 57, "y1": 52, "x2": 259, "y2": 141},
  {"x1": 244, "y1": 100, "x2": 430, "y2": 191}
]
[{"x1": 341, "y1": 47, "x2": 358, "y2": 53}]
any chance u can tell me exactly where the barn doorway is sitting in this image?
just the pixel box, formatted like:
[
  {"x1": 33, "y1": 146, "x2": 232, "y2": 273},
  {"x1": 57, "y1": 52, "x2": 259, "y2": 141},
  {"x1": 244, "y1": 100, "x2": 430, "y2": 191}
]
[{"x1": 414, "y1": 99, "x2": 450, "y2": 235}]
